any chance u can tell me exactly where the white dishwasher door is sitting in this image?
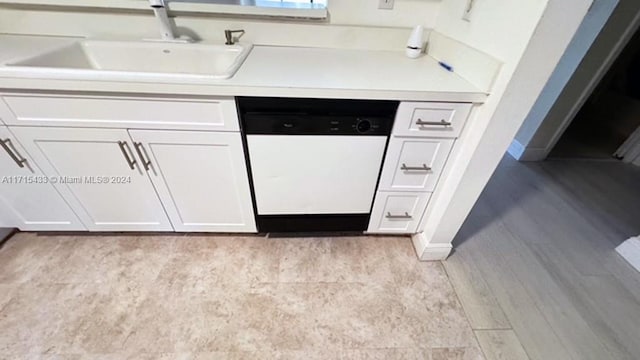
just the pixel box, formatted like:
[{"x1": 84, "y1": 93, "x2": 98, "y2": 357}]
[{"x1": 247, "y1": 135, "x2": 388, "y2": 215}]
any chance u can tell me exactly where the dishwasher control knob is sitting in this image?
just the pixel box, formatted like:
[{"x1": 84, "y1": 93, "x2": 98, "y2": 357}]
[{"x1": 356, "y1": 119, "x2": 372, "y2": 133}]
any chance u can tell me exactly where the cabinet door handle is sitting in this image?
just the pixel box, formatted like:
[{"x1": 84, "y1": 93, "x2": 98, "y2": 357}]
[
  {"x1": 386, "y1": 212, "x2": 413, "y2": 219},
  {"x1": 416, "y1": 119, "x2": 452, "y2": 126},
  {"x1": 118, "y1": 141, "x2": 137, "y2": 170},
  {"x1": 1, "y1": 138, "x2": 27, "y2": 168},
  {"x1": 401, "y1": 163, "x2": 431, "y2": 171},
  {"x1": 133, "y1": 142, "x2": 152, "y2": 171}
]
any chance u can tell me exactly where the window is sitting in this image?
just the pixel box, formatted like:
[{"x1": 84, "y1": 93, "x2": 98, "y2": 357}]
[
  {"x1": 171, "y1": 0, "x2": 327, "y2": 10},
  {"x1": 167, "y1": 0, "x2": 328, "y2": 19}
]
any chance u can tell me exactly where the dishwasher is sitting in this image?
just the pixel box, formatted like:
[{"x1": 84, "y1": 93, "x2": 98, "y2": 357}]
[{"x1": 238, "y1": 97, "x2": 398, "y2": 232}]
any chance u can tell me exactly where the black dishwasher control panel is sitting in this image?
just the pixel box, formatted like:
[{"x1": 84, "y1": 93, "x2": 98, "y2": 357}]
[{"x1": 238, "y1": 97, "x2": 399, "y2": 136}]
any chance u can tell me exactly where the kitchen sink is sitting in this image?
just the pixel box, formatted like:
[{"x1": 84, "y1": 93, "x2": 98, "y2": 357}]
[{"x1": 6, "y1": 40, "x2": 253, "y2": 81}]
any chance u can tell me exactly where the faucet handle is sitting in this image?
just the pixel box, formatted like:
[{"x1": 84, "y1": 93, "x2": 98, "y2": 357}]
[{"x1": 225, "y1": 29, "x2": 245, "y2": 45}]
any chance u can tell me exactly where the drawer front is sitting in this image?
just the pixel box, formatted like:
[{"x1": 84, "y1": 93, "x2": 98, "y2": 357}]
[
  {"x1": 379, "y1": 138, "x2": 454, "y2": 192},
  {"x1": 393, "y1": 102, "x2": 472, "y2": 138},
  {"x1": 0, "y1": 94, "x2": 239, "y2": 131},
  {"x1": 367, "y1": 191, "x2": 431, "y2": 234}
]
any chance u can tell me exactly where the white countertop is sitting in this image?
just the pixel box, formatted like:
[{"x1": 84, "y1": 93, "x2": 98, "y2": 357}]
[{"x1": 0, "y1": 35, "x2": 487, "y2": 102}]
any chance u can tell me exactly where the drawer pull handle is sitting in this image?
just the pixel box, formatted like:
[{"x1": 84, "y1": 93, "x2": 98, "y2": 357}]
[
  {"x1": 416, "y1": 119, "x2": 452, "y2": 126},
  {"x1": 133, "y1": 142, "x2": 152, "y2": 171},
  {"x1": 401, "y1": 163, "x2": 431, "y2": 171},
  {"x1": 386, "y1": 212, "x2": 413, "y2": 219},
  {"x1": 1, "y1": 138, "x2": 27, "y2": 168},
  {"x1": 118, "y1": 141, "x2": 137, "y2": 170}
]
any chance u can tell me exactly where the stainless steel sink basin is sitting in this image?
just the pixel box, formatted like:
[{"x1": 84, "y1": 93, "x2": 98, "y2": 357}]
[{"x1": 7, "y1": 40, "x2": 253, "y2": 81}]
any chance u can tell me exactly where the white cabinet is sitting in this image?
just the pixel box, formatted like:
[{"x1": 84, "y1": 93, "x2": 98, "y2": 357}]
[
  {"x1": 0, "y1": 202, "x2": 16, "y2": 228},
  {"x1": 128, "y1": 130, "x2": 256, "y2": 232},
  {"x1": 0, "y1": 126, "x2": 85, "y2": 231},
  {"x1": 3, "y1": 92, "x2": 258, "y2": 234},
  {"x1": 368, "y1": 101, "x2": 472, "y2": 234},
  {"x1": 10, "y1": 127, "x2": 173, "y2": 232}
]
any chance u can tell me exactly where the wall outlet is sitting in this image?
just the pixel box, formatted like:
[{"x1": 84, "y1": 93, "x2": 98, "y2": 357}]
[
  {"x1": 378, "y1": 0, "x2": 394, "y2": 10},
  {"x1": 462, "y1": 0, "x2": 475, "y2": 21}
]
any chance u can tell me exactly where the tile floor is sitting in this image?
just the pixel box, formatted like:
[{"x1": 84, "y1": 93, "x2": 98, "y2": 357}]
[{"x1": 0, "y1": 233, "x2": 483, "y2": 359}]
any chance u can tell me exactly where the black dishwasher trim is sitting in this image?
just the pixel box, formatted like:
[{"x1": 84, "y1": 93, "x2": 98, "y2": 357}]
[
  {"x1": 238, "y1": 97, "x2": 398, "y2": 136},
  {"x1": 257, "y1": 214, "x2": 371, "y2": 233}
]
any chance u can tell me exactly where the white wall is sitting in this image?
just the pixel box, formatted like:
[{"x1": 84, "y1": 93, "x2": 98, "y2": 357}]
[
  {"x1": 328, "y1": 0, "x2": 440, "y2": 27},
  {"x1": 434, "y1": 0, "x2": 548, "y2": 65},
  {"x1": 0, "y1": 0, "x2": 441, "y2": 49},
  {"x1": 414, "y1": 0, "x2": 592, "y2": 258}
]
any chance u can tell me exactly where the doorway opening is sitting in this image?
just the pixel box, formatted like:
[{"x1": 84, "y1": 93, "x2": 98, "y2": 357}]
[{"x1": 549, "y1": 26, "x2": 640, "y2": 159}]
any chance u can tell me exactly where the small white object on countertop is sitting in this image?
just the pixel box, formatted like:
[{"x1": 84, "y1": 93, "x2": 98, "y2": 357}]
[{"x1": 406, "y1": 25, "x2": 424, "y2": 59}]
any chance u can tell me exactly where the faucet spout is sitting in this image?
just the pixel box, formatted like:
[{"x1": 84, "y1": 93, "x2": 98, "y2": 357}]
[{"x1": 149, "y1": 0, "x2": 176, "y2": 41}]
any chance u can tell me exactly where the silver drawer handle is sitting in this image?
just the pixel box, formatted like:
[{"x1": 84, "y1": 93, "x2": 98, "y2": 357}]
[
  {"x1": 416, "y1": 119, "x2": 452, "y2": 126},
  {"x1": 386, "y1": 212, "x2": 413, "y2": 219},
  {"x1": 401, "y1": 163, "x2": 431, "y2": 171},
  {"x1": 133, "y1": 142, "x2": 152, "y2": 171},
  {"x1": 1, "y1": 138, "x2": 27, "y2": 168},
  {"x1": 118, "y1": 141, "x2": 137, "y2": 170}
]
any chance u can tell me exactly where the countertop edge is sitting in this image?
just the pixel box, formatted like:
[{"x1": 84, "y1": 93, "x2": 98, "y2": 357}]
[{"x1": 0, "y1": 80, "x2": 488, "y2": 103}]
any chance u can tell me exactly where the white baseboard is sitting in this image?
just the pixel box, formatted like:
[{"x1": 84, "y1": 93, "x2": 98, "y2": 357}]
[
  {"x1": 507, "y1": 140, "x2": 549, "y2": 161},
  {"x1": 616, "y1": 236, "x2": 640, "y2": 273},
  {"x1": 411, "y1": 233, "x2": 453, "y2": 261}
]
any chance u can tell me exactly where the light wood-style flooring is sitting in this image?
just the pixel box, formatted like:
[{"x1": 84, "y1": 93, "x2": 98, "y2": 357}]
[{"x1": 446, "y1": 156, "x2": 640, "y2": 360}]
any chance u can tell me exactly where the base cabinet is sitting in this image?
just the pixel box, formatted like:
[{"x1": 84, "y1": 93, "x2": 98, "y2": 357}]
[
  {"x1": 368, "y1": 101, "x2": 471, "y2": 234},
  {"x1": 11, "y1": 127, "x2": 173, "y2": 231},
  {"x1": 0, "y1": 126, "x2": 84, "y2": 231},
  {"x1": 128, "y1": 130, "x2": 257, "y2": 232},
  {"x1": 10, "y1": 126, "x2": 257, "y2": 233},
  {"x1": 2, "y1": 94, "x2": 471, "y2": 236}
]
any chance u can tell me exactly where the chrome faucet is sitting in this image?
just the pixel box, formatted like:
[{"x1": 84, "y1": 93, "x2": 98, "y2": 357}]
[
  {"x1": 148, "y1": 0, "x2": 192, "y2": 43},
  {"x1": 225, "y1": 29, "x2": 245, "y2": 45}
]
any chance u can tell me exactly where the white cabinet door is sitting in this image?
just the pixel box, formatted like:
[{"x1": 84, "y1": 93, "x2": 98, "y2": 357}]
[
  {"x1": 0, "y1": 203, "x2": 17, "y2": 228},
  {"x1": 128, "y1": 130, "x2": 256, "y2": 232},
  {"x1": 10, "y1": 127, "x2": 172, "y2": 231},
  {"x1": 0, "y1": 126, "x2": 84, "y2": 230}
]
